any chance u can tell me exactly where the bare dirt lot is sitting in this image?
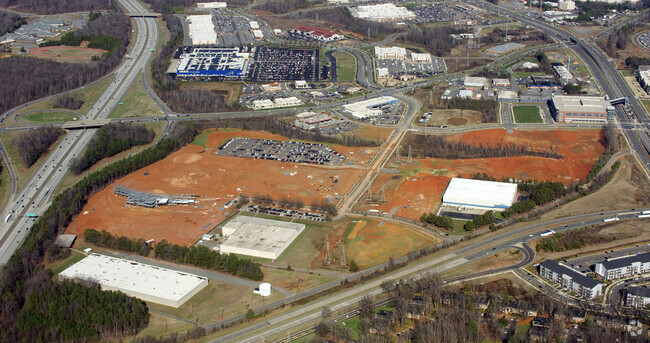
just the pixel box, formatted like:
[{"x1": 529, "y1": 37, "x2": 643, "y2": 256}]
[
  {"x1": 356, "y1": 129, "x2": 605, "y2": 220},
  {"x1": 428, "y1": 109, "x2": 483, "y2": 126},
  {"x1": 65, "y1": 130, "x2": 377, "y2": 246}
]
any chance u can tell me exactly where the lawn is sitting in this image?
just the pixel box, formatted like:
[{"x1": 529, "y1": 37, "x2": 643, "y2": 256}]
[
  {"x1": 512, "y1": 105, "x2": 543, "y2": 123},
  {"x1": 618, "y1": 69, "x2": 633, "y2": 77},
  {"x1": 146, "y1": 280, "x2": 284, "y2": 325},
  {"x1": 642, "y1": 100, "x2": 650, "y2": 114},
  {"x1": 21, "y1": 111, "x2": 80, "y2": 123},
  {"x1": 110, "y1": 75, "x2": 163, "y2": 118},
  {"x1": 333, "y1": 51, "x2": 356, "y2": 82},
  {"x1": 135, "y1": 312, "x2": 194, "y2": 340},
  {"x1": 260, "y1": 267, "x2": 336, "y2": 293},
  {"x1": 46, "y1": 250, "x2": 86, "y2": 275}
]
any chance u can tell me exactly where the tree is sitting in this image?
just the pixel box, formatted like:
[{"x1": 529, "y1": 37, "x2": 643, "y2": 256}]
[
  {"x1": 349, "y1": 260, "x2": 359, "y2": 272},
  {"x1": 359, "y1": 295, "x2": 374, "y2": 319},
  {"x1": 321, "y1": 306, "x2": 332, "y2": 319},
  {"x1": 246, "y1": 309, "x2": 255, "y2": 321}
]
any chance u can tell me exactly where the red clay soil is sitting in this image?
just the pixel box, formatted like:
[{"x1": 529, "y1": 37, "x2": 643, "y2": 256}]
[
  {"x1": 66, "y1": 131, "x2": 374, "y2": 246},
  {"x1": 359, "y1": 129, "x2": 605, "y2": 220}
]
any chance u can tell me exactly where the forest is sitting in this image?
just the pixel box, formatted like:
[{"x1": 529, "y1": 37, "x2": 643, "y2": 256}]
[
  {"x1": 400, "y1": 26, "x2": 460, "y2": 57},
  {"x1": 71, "y1": 123, "x2": 155, "y2": 174},
  {"x1": 15, "y1": 127, "x2": 64, "y2": 167},
  {"x1": 0, "y1": 0, "x2": 108, "y2": 15},
  {"x1": 17, "y1": 279, "x2": 149, "y2": 341},
  {"x1": 84, "y1": 229, "x2": 153, "y2": 256},
  {"x1": 144, "y1": 0, "x2": 249, "y2": 13},
  {"x1": 254, "y1": 0, "x2": 325, "y2": 14},
  {"x1": 53, "y1": 95, "x2": 84, "y2": 110},
  {"x1": 404, "y1": 133, "x2": 563, "y2": 160},
  {"x1": 0, "y1": 9, "x2": 24, "y2": 35},
  {"x1": 288, "y1": 8, "x2": 402, "y2": 39},
  {"x1": 0, "y1": 11, "x2": 130, "y2": 116}
]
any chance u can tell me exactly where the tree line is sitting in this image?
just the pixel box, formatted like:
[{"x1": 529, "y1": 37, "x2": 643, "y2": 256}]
[
  {"x1": 0, "y1": 9, "x2": 25, "y2": 35},
  {"x1": 254, "y1": 0, "x2": 325, "y2": 14},
  {"x1": 440, "y1": 98, "x2": 498, "y2": 123},
  {"x1": 0, "y1": 11, "x2": 130, "y2": 116},
  {"x1": 404, "y1": 133, "x2": 563, "y2": 160},
  {"x1": 15, "y1": 127, "x2": 64, "y2": 167},
  {"x1": 288, "y1": 8, "x2": 402, "y2": 39},
  {"x1": 16, "y1": 279, "x2": 149, "y2": 342},
  {"x1": 0, "y1": 0, "x2": 109, "y2": 14},
  {"x1": 400, "y1": 26, "x2": 460, "y2": 57},
  {"x1": 71, "y1": 123, "x2": 155, "y2": 174},
  {"x1": 41, "y1": 12, "x2": 130, "y2": 53},
  {"x1": 0, "y1": 125, "x2": 199, "y2": 341},
  {"x1": 85, "y1": 228, "x2": 153, "y2": 256},
  {"x1": 154, "y1": 240, "x2": 264, "y2": 281},
  {"x1": 53, "y1": 94, "x2": 84, "y2": 110},
  {"x1": 463, "y1": 211, "x2": 495, "y2": 231},
  {"x1": 419, "y1": 213, "x2": 454, "y2": 230}
]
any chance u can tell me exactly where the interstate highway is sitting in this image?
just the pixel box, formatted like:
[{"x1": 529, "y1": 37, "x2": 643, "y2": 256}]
[{"x1": 0, "y1": 0, "x2": 159, "y2": 266}]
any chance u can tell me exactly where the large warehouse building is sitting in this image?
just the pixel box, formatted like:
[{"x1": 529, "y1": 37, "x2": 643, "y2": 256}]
[
  {"x1": 442, "y1": 178, "x2": 517, "y2": 211},
  {"x1": 349, "y1": 3, "x2": 416, "y2": 22},
  {"x1": 59, "y1": 254, "x2": 208, "y2": 308},
  {"x1": 550, "y1": 95, "x2": 614, "y2": 123},
  {"x1": 220, "y1": 216, "x2": 305, "y2": 260},
  {"x1": 187, "y1": 15, "x2": 217, "y2": 45},
  {"x1": 343, "y1": 96, "x2": 399, "y2": 119}
]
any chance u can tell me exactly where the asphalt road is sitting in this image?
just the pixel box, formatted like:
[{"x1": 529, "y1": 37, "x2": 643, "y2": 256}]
[{"x1": 0, "y1": 0, "x2": 159, "y2": 266}]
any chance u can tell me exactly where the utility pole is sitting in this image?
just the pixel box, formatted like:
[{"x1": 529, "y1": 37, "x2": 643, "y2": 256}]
[{"x1": 407, "y1": 145, "x2": 413, "y2": 164}]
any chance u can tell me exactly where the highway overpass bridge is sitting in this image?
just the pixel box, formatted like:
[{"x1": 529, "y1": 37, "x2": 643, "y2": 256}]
[{"x1": 126, "y1": 12, "x2": 161, "y2": 18}]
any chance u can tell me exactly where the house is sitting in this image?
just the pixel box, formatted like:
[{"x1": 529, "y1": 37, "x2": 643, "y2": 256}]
[
  {"x1": 529, "y1": 317, "x2": 552, "y2": 342},
  {"x1": 476, "y1": 297, "x2": 491, "y2": 311}
]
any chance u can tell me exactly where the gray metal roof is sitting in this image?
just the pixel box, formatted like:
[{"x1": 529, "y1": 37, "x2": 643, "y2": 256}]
[
  {"x1": 540, "y1": 259, "x2": 601, "y2": 288},
  {"x1": 627, "y1": 286, "x2": 650, "y2": 298},
  {"x1": 598, "y1": 252, "x2": 650, "y2": 270}
]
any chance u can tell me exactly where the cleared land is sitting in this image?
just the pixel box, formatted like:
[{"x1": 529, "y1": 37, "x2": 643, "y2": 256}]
[
  {"x1": 345, "y1": 218, "x2": 439, "y2": 269},
  {"x1": 356, "y1": 129, "x2": 605, "y2": 220},
  {"x1": 542, "y1": 155, "x2": 650, "y2": 219},
  {"x1": 512, "y1": 105, "x2": 542, "y2": 123},
  {"x1": 65, "y1": 130, "x2": 377, "y2": 246},
  {"x1": 178, "y1": 81, "x2": 243, "y2": 107},
  {"x1": 332, "y1": 51, "x2": 356, "y2": 82},
  {"x1": 20, "y1": 111, "x2": 80, "y2": 123},
  {"x1": 443, "y1": 248, "x2": 522, "y2": 277},
  {"x1": 339, "y1": 125, "x2": 394, "y2": 142},
  {"x1": 427, "y1": 109, "x2": 483, "y2": 126},
  {"x1": 260, "y1": 267, "x2": 336, "y2": 292},
  {"x1": 28, "y1": 46, "x2": 107, "y2": 62}
]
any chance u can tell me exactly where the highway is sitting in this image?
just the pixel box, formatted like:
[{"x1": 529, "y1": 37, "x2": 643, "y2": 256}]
[{"x1": 0, "y1": 0, "x2": 159, "y2": 265}]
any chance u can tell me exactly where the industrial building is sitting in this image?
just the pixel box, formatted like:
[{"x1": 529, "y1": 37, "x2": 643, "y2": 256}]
[
  {"x1": 463, "y1": 76, "x2": 488, "y2": 89},
  {"x1": 526, "y1": 75, "x2": 562, "y2": 90},
  {"x1": 196, "y1": 2, "x2": 226, "y2": 9},
  {"x1": 441, "y1": 178, "x2": 517, "y2": 211},
  {"x1": 175, "y1": 47, "x2": 251, "y2": 78},
  {"x1": 375, "y1": 46, "x2": 407, "y2": 60},
  {"x1": 220, "y1": 216, "x2": 306, "y2": 260},
  {"x1": 484, "y1": 42, "x2": 524, "y2": 57},
  {"x1": 187, "y1": 15, "x2": 217, "y2": 45},
  {"x1": 343, "y1": 96, "x2": 399, "y2": 119},
  {"x1": 493, "y1": 78, "x2": 511, "y2": 87},
  {"x1": 252, "y1": 96, "x2": 302, "y2": 109},
  {"x1": 595, "y1": 252, "x2": 650, "y2": 280},
  {"x1": 625, "y1": 287, "x2": 650, "y2": 308},
  {"x1": 553, "y1": 64, "x2": 572, "y2": 83},
  {"x1": 293, "y1": 25, "x2": 344, "y2": 42},
  {"x1": 550, "y1": 95, "x2": 614, "y2": 123},
  {"x1": 637, "y1": 68, "x2": 650, "y2": 94},
  {"x1": 293, "y1": 111, "x2": 341, "y2": 131},
  {"x1": 349, "y1": 3, "x2": 416, "y2": 22},
  {"x1": 59, "y1": 254, "x2": 208, "y2": 308},
  {"x1": 539, "y1": 260, "x2": 602, "y2": 299},
  {"x1": 542, "y1": 11, "x2": 578, "y2": 23}
]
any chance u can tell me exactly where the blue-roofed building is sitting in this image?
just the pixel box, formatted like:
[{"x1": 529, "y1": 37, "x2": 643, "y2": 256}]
[{"x1": 175, "y1": 47, "x2": 251, "y2": 79}]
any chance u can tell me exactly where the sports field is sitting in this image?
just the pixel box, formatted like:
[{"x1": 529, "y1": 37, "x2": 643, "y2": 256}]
[
  {"x1": 333, "y1": 51, "x2": 356, "y2": 81},
  {"x1": 65, "y1": 130, "x2": 378, "y2": 246},
  {"x1": 512, "y1": 105, "x2": 543, "y2": 123}
]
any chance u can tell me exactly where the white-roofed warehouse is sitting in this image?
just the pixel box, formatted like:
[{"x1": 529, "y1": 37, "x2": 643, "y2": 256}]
[
  {"x1": 220, "y1": 216, "x2": 305, "y2": 260},
  {"x1": 442, "y1": 178, "x2": 517, "y2": 211},
  {"x1": 59, "y1": 254, "x2": 208, "y2": 308}
]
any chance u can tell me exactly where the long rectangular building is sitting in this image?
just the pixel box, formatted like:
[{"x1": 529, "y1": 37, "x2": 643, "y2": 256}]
[
  {"x1": 550, "y1": 95, "x2": 614, "y2": 123},
  {"x1": 442, "y1": 178, "x2": 517, "y2": 211},
  {"x1": 626, "y1": 286, "x2": 650, "y2": 308},
  {"x1": 59, "y1": 254, "x2": 208, "y2": 308},
  {"x1": 539, "y1": 260, "x2": 602, "y2": 299},
  {"x1": 175, "y1": 47, "x2": 251, "y2": 78},
  {"x1": 187, "y1": 15, "x2": 217, "y2": 45},
  {"x1": 220, "y1": 216, "x2": 306, "y2": 260},
  {"x1": 343, "y1": 96, "x2": 399, "y2": 119},
  {"x1": 595, "y1": 252, "x2": 650, "y2": 280}
]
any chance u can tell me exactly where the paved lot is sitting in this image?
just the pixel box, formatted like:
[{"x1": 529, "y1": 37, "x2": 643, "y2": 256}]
[
  {"x1": 562, "y1": 244, "x2": 650, "y2": 273},
  {"x1": 250, "y1": 47, "x2": 318, "y2": 81},
  {"x1": 215, "y1": 137, "x2": 345, "y2": 165}
]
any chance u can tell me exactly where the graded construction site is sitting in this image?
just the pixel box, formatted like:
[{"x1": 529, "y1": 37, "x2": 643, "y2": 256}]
[
  {"x1": 65, "y1": 130, "x2": 379, "y2": 246},
  {"x1": 356, "y1": 129, "x2": 606, "y2": 220}
]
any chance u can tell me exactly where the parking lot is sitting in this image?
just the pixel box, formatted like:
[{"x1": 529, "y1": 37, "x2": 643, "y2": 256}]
[
  {"x1": 214, "y1": 13, "x2": 257, "y2": 46},
  {"x1": 561, "y1": 244, "x2": 650, "y2": 273},
  {"x1": 215, "y1": 137, "x2": 345, "y2": 165},
  {"x1": 249, "y1": 46, "x2": 319, "y2": 81},
  {"x1": 410, "y1": 5, "x2": 470, "y2": 23},
  {"x1": 368, "y1": 103, "x2": 404, "y2": 125}
]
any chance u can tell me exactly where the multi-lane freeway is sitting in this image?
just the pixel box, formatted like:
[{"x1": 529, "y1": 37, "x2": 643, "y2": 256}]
[{"x1": 0, "y1": 0, "x2": 159, "y2": 265}]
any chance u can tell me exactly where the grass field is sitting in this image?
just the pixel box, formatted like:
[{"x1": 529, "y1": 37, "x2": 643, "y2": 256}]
[
  {"x1": 146, "y1": 280, "x2": 284, "y2": 325},
  {"x1": 0, "y1": 159, "x2": 11, "y2": 220},
  {"x1": 333, "y1": 51, "x2": 356, "y2": 82},
  {"x1": 260, "y1": 267, "x2": 336, "y2": 293},
  {"x1": 642, "y1": 100, "x2": 650, "y2": 114},
  {"x1": 110, "y1": 75, "x2": 163, "y2": 118},
  {"x1": 619, "y1": 69, "x2": 633, "y2": 77},
  {"x1": 512, "y1": 105, "x2": 543, "y2": 123},
  {"x1": 274, "y1": 218, "x2": 342, "y2": 269},
  {"x1": 21, "y1": 111, "x2": 80, "y2": 123},
  {"x1": 46, "y1": 250, "x2": 86, "y2": 275},
  {"x1": 53, "y1": 121, "x2": 166, "y2": 196},
  {"x1": 135, "y1": 313, "x2": 194, "y2": 340}
]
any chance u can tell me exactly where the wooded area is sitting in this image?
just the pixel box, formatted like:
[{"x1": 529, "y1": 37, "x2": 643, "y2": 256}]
[
  {"x1": 17, "y1": 279, "x2": 149, "y2": 341},
  {"x1": 15, "y1": 127, "x2": 64, "y2": 167},
  {"x1": 288, "y1": 8, "x2": 402, "y2": 39},
  {"x1": 400, "y1": 26, "x2": 459, "y2": 57},
  {"x1": 0, "y1": 9, "x2": 24, "y2": 35},
  {"x1": 53, "y1": 95, "x2": 84, "y2": 110},
  {"x1": 85, "y1": 229, "x2": 153, "y2": 256},
  {"x1": 71, "y1": 123, "x2": 155, "y2": 174},
  {"x1": 404, "y1": 134, "x2": 563, "y2": 160},
  {"x1": 254, "y1": 0, "x2": 325, "y2": 14},
  {"x1": 0, "y1": 12, "x2": 130, "y2": 116},
  {"x1": 0, "y1": 0, "x2": 108, "y2": 15}
]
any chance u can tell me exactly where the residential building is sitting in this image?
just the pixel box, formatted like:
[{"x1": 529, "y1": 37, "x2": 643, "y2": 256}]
[
  {"x1": 595, "y1": 252, "x2": 650, "y2": 280},
  {"x1": 539, "y1": 260, "x2": 602, "y2": 299},
  {"x1": 626, "y1": 287, "x2": 650, "y2": 308}
]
